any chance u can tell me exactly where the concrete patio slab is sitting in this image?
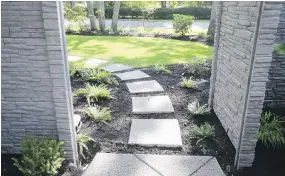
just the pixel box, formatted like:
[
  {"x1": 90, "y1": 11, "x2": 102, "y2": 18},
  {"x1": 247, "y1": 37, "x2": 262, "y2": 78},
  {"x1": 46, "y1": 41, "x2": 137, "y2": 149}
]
[
  {"x1": 132, "y1": 95, "x2": 174, "y2": 114},
  {"x1": 82, "y1": 153, "x2": 160, "y2": 176},
  {"x1": 68, "y1": 55, "x2": 84, "y2": 62},
  {"x1": 102, "y1": 63, "x2": 132, "y2": 72},
  {"x1": 126, "y1": 80, "x2": 164, "y2": 93},
  {"x1": 115, "y1": 70, "x2": 150, "y2": 81},
  {"x1": 84, "y1": 58, "x2": 108, "y2": 67},
  {"x1": 128, "y1": 119, "x2": 182, "y2": 147},
  {"x1": 83, "y1": 153, "x2": 224, "y2": 176}
]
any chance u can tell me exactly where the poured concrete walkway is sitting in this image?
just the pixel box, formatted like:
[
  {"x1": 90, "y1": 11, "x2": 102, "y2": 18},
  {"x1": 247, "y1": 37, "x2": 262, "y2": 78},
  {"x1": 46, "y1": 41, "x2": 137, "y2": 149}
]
[{"x1": 83, "y1": 63, "x2": 225, "y2": 176}]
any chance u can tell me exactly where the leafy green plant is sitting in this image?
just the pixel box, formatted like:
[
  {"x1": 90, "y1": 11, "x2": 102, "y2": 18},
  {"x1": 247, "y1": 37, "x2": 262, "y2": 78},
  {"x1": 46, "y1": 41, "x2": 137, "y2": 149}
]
[
  {"x1": 12, "y1": 135, "x2": 65, "y2": 176},
  {"x1": 193, "y1": 123, "x2": 215, "y2": 144},
  {"x1": 258, "y1": 111, "x2": 285, "y2": 148},
  {"x1": 173, "y1": 14, "x2": 194, "y2": 36},
  {"x1": 274, "y1": 44, "x2": 285, "y2": 55},
  {"x1": 64, "y1": 3, "x2": 87, "y2": 31},
  {"x1": 81, "y1": 106, "x2": 111, "y2": 123},
  {"x1": 73, "y1": 83, "x2": 112, "y2": 105},
  {"x1": 69, "y1": 62, "x2": 87, "y2": 78},
  {"x1": 187, "y1": 100, "x2": 210, "y2": 115},
  {"x1": 181, "y1": 77, "x2": 197, "y2": 89},
  {"x1": 154, "y1": 64, "x2": 171, "y2": 73},
  {"x1": 76, "y1": 131, "x2": 95, "y2": 159},
  {"x1": 197, "y1": 32, "x2": 206, "y2": 38},
  {"x1": 183, "y1": 59, "x2": 211, "y2": 77},
  {"x1": 84, "y1": 68, "x2": 118, "y2": 85}
]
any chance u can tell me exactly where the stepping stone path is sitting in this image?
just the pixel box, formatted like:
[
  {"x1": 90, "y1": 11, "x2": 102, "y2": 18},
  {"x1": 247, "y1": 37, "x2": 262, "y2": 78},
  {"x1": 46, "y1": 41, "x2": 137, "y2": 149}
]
[
  {"x1": 68, "y1": 55, "x2": 83, "y2": 62},
  {"x1": 83, "y1": 63, "x2": 225, "y2": 175},
  {"x1": 102, "y1": 63, "x2": 132, "y2": 72},
  {"x1": 132, "y1": 95, "x2": 174, "y2": 114},
  {"x1": 84, "y1": 58, "x2": 108, "y2": 67},
  {"x1": 115, "y1": 70, "x2": 150, "y2": 81},
  {"x1": 126, "y1": 80, "x2": 164, "y2": 93},
  {"x1": 128, "y1": 119, "x2": 182, "y2": 147},
  {"x1": 83, "y1": 153, "x2": 225, "y2": 176}
]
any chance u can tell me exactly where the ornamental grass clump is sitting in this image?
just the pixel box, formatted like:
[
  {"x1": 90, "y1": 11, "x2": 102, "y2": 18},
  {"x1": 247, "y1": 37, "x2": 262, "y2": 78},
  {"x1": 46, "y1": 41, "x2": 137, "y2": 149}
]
[
  {"x1": 76, "y1": 131, "x2": 95, "y2": 159},
  {"x1": 193, "y1": 123, "x2": 215, "y2": 145},
  {"x1": 84, "y1": 68, "x2": 118, "y2": 85},
  {"x1": 81, "y1": 106, "x2": 111, "y2": 123},
  {"x1": 154, "y1": 64, "x2": 171, "y2": 73},
  {"x1": 12, "y1": 135, "x2": 65, "y2": 176},
  {"x1": 258, "y1": 111, "x2": 285, "y2": 148},
  {"x1": 187, "y1": 100, "x2": 210, "y2": 116},
  {"x1": 73, "y1": 83, "x2": 112, "y2": 105},
  {"x1": 181, "y1": 77, "x2": 197, "y2": 89}
]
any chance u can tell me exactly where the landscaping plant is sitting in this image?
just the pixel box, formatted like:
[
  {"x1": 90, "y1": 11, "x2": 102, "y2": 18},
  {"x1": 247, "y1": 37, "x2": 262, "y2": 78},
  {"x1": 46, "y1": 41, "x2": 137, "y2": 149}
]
[
  {"x1": 84, "y1": 68, "x2": 118, "y2": 85},
  {"x1": 193, "y1": 123, "x2": 215, "y2": 145},
  {"x1": 181, "y1": 77, "x2": 197, "y2": 89},
  {"x1": 76, "y1": 131, "x2": 96, "y2": 159},
  {"x1": 187, "y1": 100, "x2": 210, "y2": 115},
  {"x1": 69, "y1": 62, "x2": 86, "y2": 78},
  {"x1": 154, "y1": 64, "x2": 171, "y2": 73},
  {"x1": 81, "y1": 106, "x2": 111, "y2": 123},
  {"x1": 12, "y1": 135, "x2": 65, "y2": 176},
  {"x1": 173, "y1": 14, "x2": 194, "y2": 36},
  {"x1": 258, "y1": 111, "x2": 285, "y2": 148},
  {"x1": 73, "y1": 83, "x2": 112, "y2": 105}
]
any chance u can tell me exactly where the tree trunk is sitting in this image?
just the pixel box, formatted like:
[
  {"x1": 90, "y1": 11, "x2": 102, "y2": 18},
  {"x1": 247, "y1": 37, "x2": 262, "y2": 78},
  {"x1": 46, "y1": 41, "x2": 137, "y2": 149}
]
[
  {"x1": 111, "y1": 1, "x2": 120, "y2": 32},
  {"x1": 207, "y1": 2, "x2": 217, "y2": 37},
  {"x1": 87, "y1": 1, "x2": 96, "y2": 31},
  {"x1": 161, "y1": 1, "x2": 166, "y2": 8},
  {"x1": 165, "y1": 1, "x2": 170, "y2": 8},
  {"x1": 97, "y1": 1, "x2": 105, "y2": 32}
]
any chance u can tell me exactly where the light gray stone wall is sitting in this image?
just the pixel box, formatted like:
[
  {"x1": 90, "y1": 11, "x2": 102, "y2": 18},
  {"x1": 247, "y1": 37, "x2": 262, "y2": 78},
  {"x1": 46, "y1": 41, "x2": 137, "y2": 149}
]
[
  {"x1": 209, "y1": 1, "x2": 282, "y2": 169},
  {"x1": 264, "y1": 3, "x2": 285, "y2": 108},
  {"x1": 1, "y1": 1, "x2": 78, "y2": 163}
]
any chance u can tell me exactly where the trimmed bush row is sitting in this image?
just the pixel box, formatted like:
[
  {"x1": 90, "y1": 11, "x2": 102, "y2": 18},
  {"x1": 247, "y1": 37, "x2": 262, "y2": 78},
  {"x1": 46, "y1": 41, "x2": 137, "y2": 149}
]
[{"x1": 94, "y1": 7, "x2": 211, "y2": 20}]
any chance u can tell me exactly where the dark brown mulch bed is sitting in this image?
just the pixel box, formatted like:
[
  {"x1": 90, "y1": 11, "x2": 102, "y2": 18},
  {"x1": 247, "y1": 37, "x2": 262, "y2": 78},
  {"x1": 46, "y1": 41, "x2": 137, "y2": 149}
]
[{"x1": 71, "y1": 64, "x2": 235, "y2": 175}]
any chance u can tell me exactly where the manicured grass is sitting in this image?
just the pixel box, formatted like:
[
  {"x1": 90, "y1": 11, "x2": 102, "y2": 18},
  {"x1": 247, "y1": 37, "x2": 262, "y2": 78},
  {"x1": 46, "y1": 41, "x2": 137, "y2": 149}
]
[{"x1": 66, "y1": 35, "x2": 213, "y2": 67}]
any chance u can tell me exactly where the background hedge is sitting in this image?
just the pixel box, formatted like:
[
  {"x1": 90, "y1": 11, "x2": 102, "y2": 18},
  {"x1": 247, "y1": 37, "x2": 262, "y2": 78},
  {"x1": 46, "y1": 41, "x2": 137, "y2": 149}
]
[{"x1": 95, "y1": 7, "x2": 211, "y2": 20}]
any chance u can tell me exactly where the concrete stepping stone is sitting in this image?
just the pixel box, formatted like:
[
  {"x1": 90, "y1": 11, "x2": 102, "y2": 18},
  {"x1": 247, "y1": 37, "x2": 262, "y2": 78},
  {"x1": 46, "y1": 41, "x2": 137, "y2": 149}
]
[
  {"x1": 102, "y1": 63, "x2": 132, "y2": 72},
  {"x1": 128, "y1": 119, "x2": 182, "y2": 147},
  {"x1": 68, "y1": 55, "x2": 83, "y2": 62},
  {"x1": 82, "y1": 153, "x2": 160, "y2": 176},
  {"x1": 84, "y1": 58, "x2": 108, "y2": 67},
  {"x1": 83, "y1": 153, "x2": 225, "y2": 176},
  {"x1": 115, "y1": 70, "x2": 150, "y2": 81},
  {"x1": 126, "y1": 80, "x2": 164, "y2": 93},
  {"x1": 132, "y1": 95, "x2": 174, "y2": 114}
]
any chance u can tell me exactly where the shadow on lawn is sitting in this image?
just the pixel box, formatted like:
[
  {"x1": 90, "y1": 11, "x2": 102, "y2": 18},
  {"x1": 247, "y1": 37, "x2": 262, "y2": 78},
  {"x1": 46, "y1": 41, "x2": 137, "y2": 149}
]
[{"x1": 66, "y1": 35, "x2": 213, "y2": 67}]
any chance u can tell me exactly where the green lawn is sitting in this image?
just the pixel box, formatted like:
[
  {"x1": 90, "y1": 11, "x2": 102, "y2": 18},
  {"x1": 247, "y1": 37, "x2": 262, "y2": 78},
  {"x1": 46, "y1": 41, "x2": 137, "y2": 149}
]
[{"x1": 66, "y1": 35, "x2": 213, "y2": 67}]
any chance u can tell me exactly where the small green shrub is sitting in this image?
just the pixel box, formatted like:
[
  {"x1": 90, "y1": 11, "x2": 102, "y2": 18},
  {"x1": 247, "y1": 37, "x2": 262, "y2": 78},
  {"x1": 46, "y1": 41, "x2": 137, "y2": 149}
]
[
  {"x1": 84, "y1": 68, "x2": 118, "y2": 85},
  {"x1": 81, "y1": 106, "x2": 111, "y2": 123},
  {"x1": 76, "y1": 131, "x2": 95, "y2": 159},
  {"x1": 193, "y1": 123, "x2": 215, "y2": 144},
  {"x1": 187, "y1": 100, "x2": 210, "y2": 115},
  {"x1": 69, "y1": 62, "x2": 86, "y2": 78},
  {"x1": 12, "y1": 135, "x2": 65, "y2": 176},
  {"x1": 154, "y1": 64, "x2": 171, "y2": 73},
  {"x1": 173, "y1": 14, "x2": 194, "y2": 36},
  {"x1": 274, "y1": 44, "x2": 285, "y2": 55},
  {"x1": 197, "y1": 32, "x2": 206, "y2": 38},
  {"x1": 181, "y1": 77, "x2": 197, "y2": 89},
  {"x1": 258, "y1": 111, "x2": 285, "y2": 148},
  {"x1": 183, "y1": 59, "x2": 211, "y2": 77},
  {"x1": 73, "y1": 83, "x2": 112, "y2": 105}
]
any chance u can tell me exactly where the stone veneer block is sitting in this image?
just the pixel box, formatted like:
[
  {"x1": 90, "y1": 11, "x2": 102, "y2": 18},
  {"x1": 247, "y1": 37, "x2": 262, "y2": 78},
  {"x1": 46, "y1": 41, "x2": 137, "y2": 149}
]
[
  {"x1": 102, "y1": 63, "x2": 132, "y2": 72},
  {"x1": 115, "y1": 70, "x2": 150, "y2": 81},
  {"x1": 83, "y1": 153, "x2": 224, "y2": 176},
  {"x1": 128, "y1": 119, "x2": 182, "y2": 147},
  {"x1": 132, "y1": 95, "x2": 174, "y2": 114},
  {"x1": 126, "y1": 80, "x2": 164, "y2": 93}
]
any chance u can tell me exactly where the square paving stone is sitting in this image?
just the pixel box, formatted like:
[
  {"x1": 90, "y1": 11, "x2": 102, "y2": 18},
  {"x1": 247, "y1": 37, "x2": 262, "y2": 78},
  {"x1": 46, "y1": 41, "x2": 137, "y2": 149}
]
[
  {"x1": 102, "y1": 63, "x2": 132, "y2": 72},
  {"x1": 126, "y1": 80, "x2": 164, "y2": 93},
  {"x1": 82, "y1": 153, "x2": 160, "y2": 176},
  {"x1": 84, "y1": 58, "x2": 108, "y2": 67},
  {"x1": 132, "y1": 95, "x2": 174, "y2": 114},
  {"x1": 128, "y1": 119, "x2": 182, "y2": 147},
  {"x1": 192, "y1": 157, "x2": 225, "y2": 176},
  {"x1": 68, "y1": 55, "x2": 83, "y2": 62},
  {"x1": 115, "y1": 70, "x2": 150, "y2": 81}
]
